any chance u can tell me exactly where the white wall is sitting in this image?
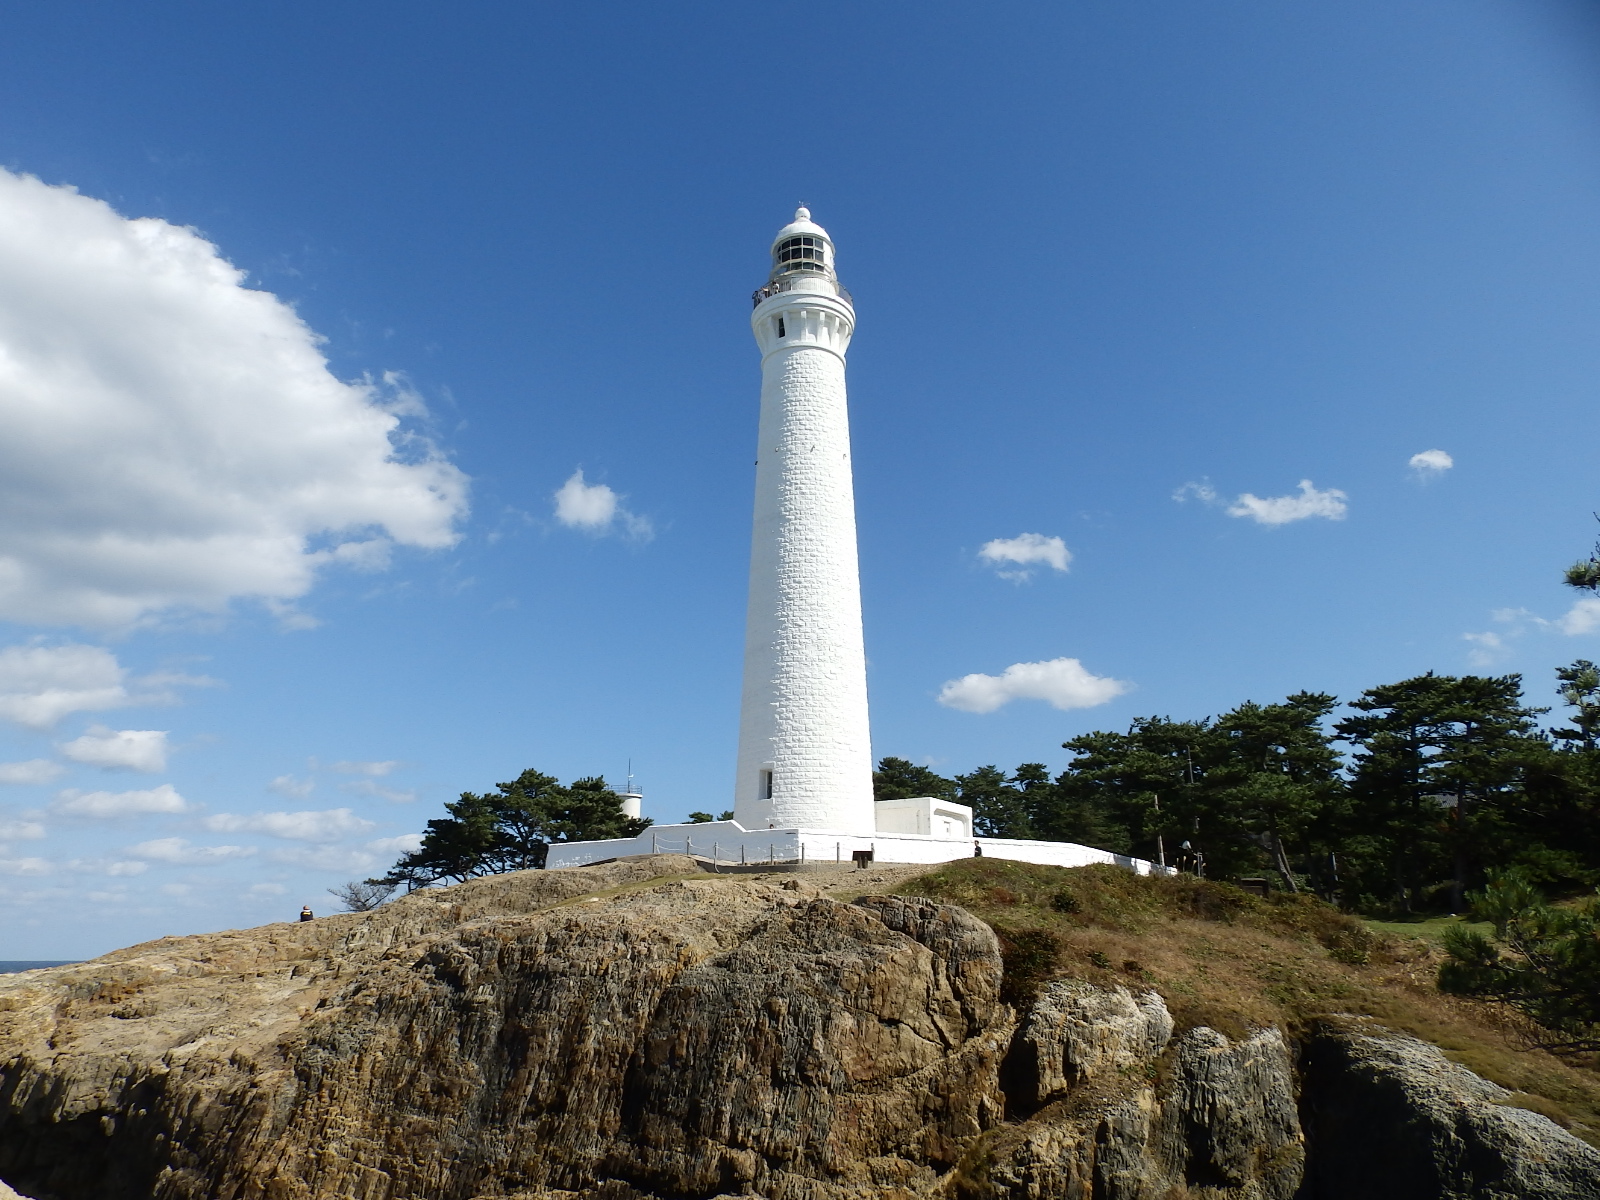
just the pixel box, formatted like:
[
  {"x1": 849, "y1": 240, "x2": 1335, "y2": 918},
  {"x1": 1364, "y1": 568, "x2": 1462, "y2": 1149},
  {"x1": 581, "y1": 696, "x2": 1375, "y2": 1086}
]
[
  {"x1": 970, "y1": 837, "x2": 1171, "y2": 876},
  {"x1": 544, "y1": 820, "x2": 1170, "y2": 876},
  {"x1": 874, "y1": 796, "x2": 974, "y2": 839},
  {"x1": 546, "y1": 821, "x2": 800, "y2": 869}
]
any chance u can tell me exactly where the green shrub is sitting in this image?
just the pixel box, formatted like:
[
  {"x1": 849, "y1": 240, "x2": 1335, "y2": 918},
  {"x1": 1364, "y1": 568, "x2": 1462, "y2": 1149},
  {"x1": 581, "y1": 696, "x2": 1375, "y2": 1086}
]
[{"x1": 1440, "y1": 871, "x2": 1600, "y2": 1054}]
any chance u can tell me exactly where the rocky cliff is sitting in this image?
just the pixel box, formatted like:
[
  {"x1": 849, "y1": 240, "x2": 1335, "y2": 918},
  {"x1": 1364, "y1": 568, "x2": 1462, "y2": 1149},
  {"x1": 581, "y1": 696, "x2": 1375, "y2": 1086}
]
[{"x1": 0, "y1": 856, "x2": 1594, "y2": 1200}]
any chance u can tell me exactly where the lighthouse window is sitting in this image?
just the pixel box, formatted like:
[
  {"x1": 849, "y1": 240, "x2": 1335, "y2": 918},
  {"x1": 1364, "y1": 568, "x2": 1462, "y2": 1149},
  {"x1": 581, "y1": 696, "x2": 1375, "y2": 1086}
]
[
  {"x1": 775, "y1": 236, "x2": 826, "y2": 267},
  {"x1": 776, "y1": 317, "x2": 786, "y2": 338},
  {"x1": 759, "y1": 769, "x2": 774, "y2": 800}
]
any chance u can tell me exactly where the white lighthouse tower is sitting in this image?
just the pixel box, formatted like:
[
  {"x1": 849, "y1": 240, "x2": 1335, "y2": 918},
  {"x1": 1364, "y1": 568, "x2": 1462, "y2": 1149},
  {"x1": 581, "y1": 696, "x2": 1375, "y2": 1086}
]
[
  {"x1": 543, "y1": 210, "x2": 1165, "y2": 879},
  {"x1": 733, "y1": 209, "x2": 875, "y2": 835}
]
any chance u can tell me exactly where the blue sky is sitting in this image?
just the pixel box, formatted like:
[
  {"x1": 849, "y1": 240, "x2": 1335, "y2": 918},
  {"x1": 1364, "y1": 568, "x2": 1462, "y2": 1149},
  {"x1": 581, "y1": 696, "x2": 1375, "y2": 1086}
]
[{"x1": 1, "y1": 1, "x2": 1599, "y2": 957}]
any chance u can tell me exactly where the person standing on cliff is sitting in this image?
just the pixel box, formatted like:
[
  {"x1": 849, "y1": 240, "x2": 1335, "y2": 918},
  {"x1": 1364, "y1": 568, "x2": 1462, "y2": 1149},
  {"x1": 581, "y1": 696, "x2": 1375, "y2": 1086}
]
[{"x1": 299, "y1": 906, "x2": 314, "y2": 921}]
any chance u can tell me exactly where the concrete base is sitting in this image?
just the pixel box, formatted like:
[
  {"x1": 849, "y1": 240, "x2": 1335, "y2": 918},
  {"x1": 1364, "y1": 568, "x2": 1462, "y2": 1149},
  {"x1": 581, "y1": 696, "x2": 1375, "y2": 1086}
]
[{"x1": 543, "y1": 819, "x2": 1170, "y2": 876}]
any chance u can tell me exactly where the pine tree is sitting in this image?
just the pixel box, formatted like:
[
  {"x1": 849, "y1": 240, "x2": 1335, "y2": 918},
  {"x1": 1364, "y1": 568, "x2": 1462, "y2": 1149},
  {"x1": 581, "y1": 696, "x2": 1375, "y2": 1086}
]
[
  {"x1": 956, "y1": 765, "x2": 1033, "y2": 838},
  {"x1": 1440, "y1": 870, "x2": 1600, "y2": 1054},
  {"x1": 1336, "y1": 673, "x2": 1543, "y2": 913},
  {"x1": 380, "y1": 770, "x2": 651, "y2": 887},
  {"x1": 1212, "y1": 693, "x2": 1342, "y2": 894},
  {"x1": 872, "y1": 756, "x2": 958, "y2": 802}
]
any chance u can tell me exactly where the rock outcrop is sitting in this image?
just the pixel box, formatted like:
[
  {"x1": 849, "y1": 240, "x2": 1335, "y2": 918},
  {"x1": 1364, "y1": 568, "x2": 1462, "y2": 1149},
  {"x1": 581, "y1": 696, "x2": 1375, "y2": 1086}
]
[
  {"x1": 0, "y1": 856, "x2": 1593, "y2": 1200},
  {"x1": 1299, "y1": 1018, "x2": 1600, "y2": 1200},
  {"x1": 955, "y1": 1020, "x2": 1303, "y2": 1200},
  {"x1": 1004, "y1": 980, "x2": 1174, "y2": 1112},
  {"x1": 0, "y1": 861, "x2": 1008, "y2": 1200}
]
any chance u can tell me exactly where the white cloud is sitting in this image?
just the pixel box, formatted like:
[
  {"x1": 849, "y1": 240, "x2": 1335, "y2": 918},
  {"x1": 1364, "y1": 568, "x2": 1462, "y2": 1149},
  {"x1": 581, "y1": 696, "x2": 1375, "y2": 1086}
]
[
  {"x1": 367, "y1": 833, "x2": 423, "y2": 856},
  {"x1": 0, "y1": 642, "x2": 203, "y2": 729},
  {"x1": 1463, "y1": 630, "x2": 1505, "y2": 668},
  {"x1": 978, "y1": 533, "x2": 1071, "y2": 580},
  {"x1": 1173, "y1": 481, "x2": 1219, "y2": 504},
  {"x1": 1466, "y1": 601, "x2": 1600, "y2": 655},
  {"x1": 340, "y1": 779, "x2": 416, "y2": 804},
  {"x1": 269, "y1": 845, "x2": 378, "y2": 872},
  {"x1": 1177, "y1": 478, "x2": 1348, "y2": 526},
  {"x1": 127, "y1": 837, "x2": 252, "y2": 864},
  {"x1": 0, "y1": 169, "x2": 469, "y2": 629},
  {"x1": 1226, "y1": 480, "x2": 1348, "y2": 526},
  {"x1": 0, "y1": 818, "x2": 44, "y2": 839},
  {"x1": 248, "y1": 881, "x2": 287, "y2": 897},
  {"x1": 0, "y1": 644, "x2": 126, "y2": 726},
  {"x1": 1491, "y1": 607, "x2": 1535, "y2": 624},
  {"x1": 105, "y1": 860, "x2": 149, "y2": 876},
  {"x1": 937, "y1": 657, "x2": 1131, "y2": 714},
  {"x1": 58, "y1": 725, "x2": 168, "y2": 772},
  {"x1": 269, "y1": 774, "x2": 314, "y2": 798},
  {"x1": 1459, "y1": 600, "x2": 1600, "y2": 667},
  {"x1": 50, "y1": 783, "x2": 188, "y2": 818},
  {"x1": 1409, "y1": 449, "x2": 1453, "y2": 475},
  {"x1": 554, "y1": 470, "x2": 616, "y2": 528},
  {"x1": 0, "y1": 857, "x2": 50, "y2": 876},
  {"x1": 201, "y1": 807, "x2": 376, "y2": 842},
  {"x1": 0, "y1": 759, "x2": 63, "y2": 785},
  {"x1": 1557, "y1": 598, "x2": 1600, "y2": 636},
  {"x1": 553, "y1": 470, "x2": 653, "y2": 540},
  {"x1": 330, "y1": 759, "x2": 398, "y2": 776}
]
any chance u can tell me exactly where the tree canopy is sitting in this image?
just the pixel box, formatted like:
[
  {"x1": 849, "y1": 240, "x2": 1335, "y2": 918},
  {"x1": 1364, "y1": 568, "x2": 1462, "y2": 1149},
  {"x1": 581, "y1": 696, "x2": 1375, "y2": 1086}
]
[
  {"x1": 872, "y1": 757, "x2": 958, "y2": 802},
  {"x1": 1336, "y1": 673, "x2": 1545, "y2": 912},
  {"x1": 383, "y1": 667, "x2": 1598, "y2": 918},
  {"x1": 867, "y1": 665, "x2": 1598, "y2": 915},
  {"x1": 377, "y1": 769, "x2": 650, "y2": 889}
]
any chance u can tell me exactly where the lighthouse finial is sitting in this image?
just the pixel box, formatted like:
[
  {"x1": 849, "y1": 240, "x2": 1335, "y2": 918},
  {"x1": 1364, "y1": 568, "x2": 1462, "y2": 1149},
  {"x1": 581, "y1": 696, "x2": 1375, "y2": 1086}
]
[{"x1": 795, "y1": 204, "x2": 810, "y2": 221}]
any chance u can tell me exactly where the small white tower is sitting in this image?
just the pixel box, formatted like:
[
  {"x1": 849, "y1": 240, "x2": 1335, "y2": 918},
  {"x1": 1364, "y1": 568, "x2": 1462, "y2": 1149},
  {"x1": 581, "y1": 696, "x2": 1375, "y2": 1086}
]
[{"x1": 733, "y1": 209, "x2": 874, "y2": 834}]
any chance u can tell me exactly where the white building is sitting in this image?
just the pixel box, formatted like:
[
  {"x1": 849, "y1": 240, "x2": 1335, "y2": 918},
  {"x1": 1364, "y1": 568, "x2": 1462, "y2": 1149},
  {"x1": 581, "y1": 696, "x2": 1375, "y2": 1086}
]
[{"x1": 546, "y1": 210, "x2": 1166, "y2": 879}]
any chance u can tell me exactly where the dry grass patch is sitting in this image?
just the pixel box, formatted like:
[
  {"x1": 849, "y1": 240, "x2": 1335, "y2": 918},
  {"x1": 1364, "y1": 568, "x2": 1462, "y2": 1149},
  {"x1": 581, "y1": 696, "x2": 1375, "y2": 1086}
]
[{"x1": 891, "y1": 858, "x2": 1600, "y2": 1147}]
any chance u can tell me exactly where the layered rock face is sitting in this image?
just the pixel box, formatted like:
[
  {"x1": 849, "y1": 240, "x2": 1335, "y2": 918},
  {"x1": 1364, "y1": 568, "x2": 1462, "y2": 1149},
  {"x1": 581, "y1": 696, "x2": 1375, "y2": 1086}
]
[
  {"x1": 1299, "y1": 1020, "x2": 1600, "y2": 1199},
  {"x1": 0, "y1": 857, "x2": 1593, "y2": 1200},
  {"x1": 968, "y1": 983, "x2": 1303, "y2": 1200},
  {"x1": 0, "y1": 861, "x2": 1004, "y2": 1200}
]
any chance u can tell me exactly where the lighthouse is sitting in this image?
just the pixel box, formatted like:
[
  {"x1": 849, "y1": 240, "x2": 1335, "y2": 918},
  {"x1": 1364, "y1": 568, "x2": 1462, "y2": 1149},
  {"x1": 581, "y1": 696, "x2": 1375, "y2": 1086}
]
[
  {"x1": 733, "y1": 209, "x2": 875, "y2": 834},
  {"x1": 544, "y1": 210, "x2": 1164, "y2": 878}
]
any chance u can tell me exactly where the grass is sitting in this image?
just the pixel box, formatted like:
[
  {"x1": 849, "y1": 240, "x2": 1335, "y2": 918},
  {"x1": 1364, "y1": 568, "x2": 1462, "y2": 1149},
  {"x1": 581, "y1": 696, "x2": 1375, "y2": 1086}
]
[
  {"x1": 1363, "y1": 914, "x2": 1494, "y2": 945},
  {"x1": 887, "y1": 858, "x2": 1600, "y2": 1148}
]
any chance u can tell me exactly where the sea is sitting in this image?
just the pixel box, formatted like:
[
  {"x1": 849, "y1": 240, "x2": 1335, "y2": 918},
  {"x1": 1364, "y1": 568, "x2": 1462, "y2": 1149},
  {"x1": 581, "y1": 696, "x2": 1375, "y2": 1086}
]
[{"x1": 0, "y1": 962, "x2": 77, "y2": 974}]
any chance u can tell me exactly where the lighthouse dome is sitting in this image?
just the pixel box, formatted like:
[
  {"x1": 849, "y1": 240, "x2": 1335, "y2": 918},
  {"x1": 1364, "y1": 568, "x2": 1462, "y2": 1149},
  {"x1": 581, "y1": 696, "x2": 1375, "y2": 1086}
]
[
  {"x1": 772, "y1": 206, "x2": 830, "y2": 246},
  {"x1": 768, "y1": 206, "x2": 836, "y2": 282}
]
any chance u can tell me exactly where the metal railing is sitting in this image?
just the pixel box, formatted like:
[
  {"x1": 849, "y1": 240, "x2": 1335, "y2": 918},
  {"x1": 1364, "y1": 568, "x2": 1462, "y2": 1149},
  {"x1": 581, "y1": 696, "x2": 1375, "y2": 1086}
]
[{"x1": 751, "y1": 277, "x2": 853, "y2": 309}]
